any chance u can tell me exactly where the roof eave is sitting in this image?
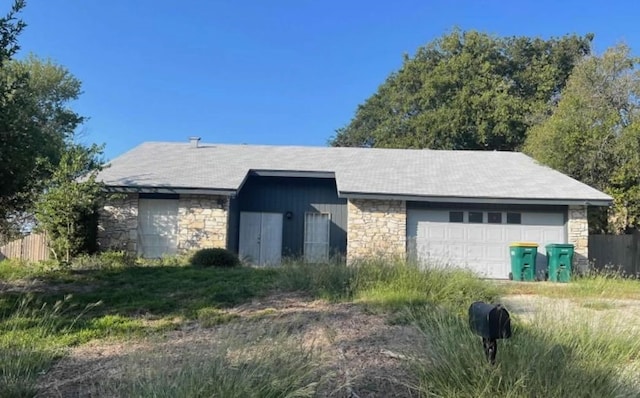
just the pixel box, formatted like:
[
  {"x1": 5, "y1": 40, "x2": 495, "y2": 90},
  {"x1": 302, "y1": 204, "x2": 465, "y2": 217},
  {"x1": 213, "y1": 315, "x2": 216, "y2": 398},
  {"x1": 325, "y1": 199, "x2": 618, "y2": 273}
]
[
  {"x1": 339, "y1": 192, "x2": 612, "y2": 207},
  {"x1": 103, "y1": 186, "x2": 236, "y2": 196}
]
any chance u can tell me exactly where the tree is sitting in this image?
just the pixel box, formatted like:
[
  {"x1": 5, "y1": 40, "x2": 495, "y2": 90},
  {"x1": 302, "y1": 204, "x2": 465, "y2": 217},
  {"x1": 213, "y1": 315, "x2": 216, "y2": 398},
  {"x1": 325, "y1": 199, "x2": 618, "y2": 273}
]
[
  {"x1": 608, "y1": 123, "x2": 640, "y2": 233},
  {"x1": 524, "y1": 44, "x2": 640, "y2": 233},
  {"x1": 0, "y1": 0, "x2": 27, "y2": 236},
  {"x1": 34, "y1": 144, "x2": 104, "y2": 262},
  {"x1": 0, "y1": 54, "x2": 85, "y2": 236},
  {"x1": 330, "y1": 29, "x2": 592, "y2": 150}
]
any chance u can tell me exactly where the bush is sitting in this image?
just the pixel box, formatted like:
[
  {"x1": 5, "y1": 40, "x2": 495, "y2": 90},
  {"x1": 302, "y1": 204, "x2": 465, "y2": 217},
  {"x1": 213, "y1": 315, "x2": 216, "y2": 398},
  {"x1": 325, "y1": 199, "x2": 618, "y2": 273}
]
[
  {"x1": 71, "y1": 250, "x2": 136, "y2": 269},
  {"x1": 190, "y1": 248, "x2": 240, "y2": 268}
]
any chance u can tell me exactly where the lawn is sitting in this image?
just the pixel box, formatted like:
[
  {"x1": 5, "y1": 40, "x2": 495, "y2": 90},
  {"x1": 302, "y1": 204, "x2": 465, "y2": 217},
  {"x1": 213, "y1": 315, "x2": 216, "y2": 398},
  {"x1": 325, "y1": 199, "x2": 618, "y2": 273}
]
[
  {"x1": 1, "y1": 256, "x2": 639, "y2": 397},
  {"x1": 0, "y1": 261, "x2": 280, "y2": 397}
]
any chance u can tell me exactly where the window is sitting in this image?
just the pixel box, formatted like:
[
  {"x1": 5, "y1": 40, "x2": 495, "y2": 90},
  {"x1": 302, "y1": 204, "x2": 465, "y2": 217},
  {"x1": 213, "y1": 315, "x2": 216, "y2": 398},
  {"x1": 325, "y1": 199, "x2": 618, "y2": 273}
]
[
  {"x1": 449, "y1": 211, "x2": 464, "y2": 223},
  {"x1": 468, "y1": 211, "x2": 483, "y2": 223},
  {"x1": 507, "y1": 212, "x2": 522, "y2": 224},
  {"x1": 488, "y1": 212, "x2": 502, "y2": 224}
]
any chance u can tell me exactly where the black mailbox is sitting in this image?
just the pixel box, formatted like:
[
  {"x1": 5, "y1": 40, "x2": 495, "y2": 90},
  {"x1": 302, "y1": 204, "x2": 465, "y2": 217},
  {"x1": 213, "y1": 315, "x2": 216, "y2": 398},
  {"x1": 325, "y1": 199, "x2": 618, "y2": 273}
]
[{"x1": 468, "y1": 301, "x2": 512, "y2": 363}]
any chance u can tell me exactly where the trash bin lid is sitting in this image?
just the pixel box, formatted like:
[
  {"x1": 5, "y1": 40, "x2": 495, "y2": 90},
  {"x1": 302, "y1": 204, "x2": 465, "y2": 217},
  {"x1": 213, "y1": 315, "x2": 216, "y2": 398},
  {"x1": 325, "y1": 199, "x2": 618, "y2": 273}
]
[
  {"x1": 509, "y1": 242, "x2": 539, "y2": 247},
  {"x1": 545, "y1": 243, "x2": 575, "y2": 248}
]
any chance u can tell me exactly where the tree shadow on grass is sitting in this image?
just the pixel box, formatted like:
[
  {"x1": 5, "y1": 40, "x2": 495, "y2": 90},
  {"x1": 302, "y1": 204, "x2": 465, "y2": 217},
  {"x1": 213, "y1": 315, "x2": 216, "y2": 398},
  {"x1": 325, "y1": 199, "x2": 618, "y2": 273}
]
[{"x1": 1, "y1": 265, "x2": 280, "y2": 320}]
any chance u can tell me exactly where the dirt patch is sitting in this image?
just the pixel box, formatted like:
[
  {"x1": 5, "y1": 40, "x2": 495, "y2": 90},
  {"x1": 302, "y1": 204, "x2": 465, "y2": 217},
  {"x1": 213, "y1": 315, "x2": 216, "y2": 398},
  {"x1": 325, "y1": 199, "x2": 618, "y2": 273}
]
[{"x1": 36, "y1": 293, "x2": 426, "y2": 398}]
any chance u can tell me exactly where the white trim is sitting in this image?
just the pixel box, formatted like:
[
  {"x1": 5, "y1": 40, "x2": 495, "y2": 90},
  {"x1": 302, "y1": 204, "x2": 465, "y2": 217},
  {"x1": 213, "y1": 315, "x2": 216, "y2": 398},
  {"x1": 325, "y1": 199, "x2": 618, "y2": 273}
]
[
  {"x1": 105, "y1": 186, "x2": 235, "y2": 196},
  {"x1": 339, "y1": 192, "x2": 611, "y2": 206}
]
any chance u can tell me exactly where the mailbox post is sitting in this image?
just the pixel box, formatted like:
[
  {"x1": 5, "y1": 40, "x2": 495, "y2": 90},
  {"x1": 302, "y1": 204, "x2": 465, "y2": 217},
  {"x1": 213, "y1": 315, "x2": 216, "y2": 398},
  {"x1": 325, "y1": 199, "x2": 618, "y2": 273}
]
[{"x1": 468, "y1": 301, "x2": 512, "y2": 364}]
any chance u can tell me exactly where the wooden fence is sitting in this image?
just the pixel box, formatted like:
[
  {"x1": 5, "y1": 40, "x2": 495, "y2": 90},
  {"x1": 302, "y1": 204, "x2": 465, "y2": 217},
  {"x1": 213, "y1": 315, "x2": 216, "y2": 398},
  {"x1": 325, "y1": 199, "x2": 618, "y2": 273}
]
[
  {"x1": 589, "y1": 232, "x2": 640, "y2": 276},
  {"x1": 0, "y1": 233, "x2": 50, "y2": 262}
]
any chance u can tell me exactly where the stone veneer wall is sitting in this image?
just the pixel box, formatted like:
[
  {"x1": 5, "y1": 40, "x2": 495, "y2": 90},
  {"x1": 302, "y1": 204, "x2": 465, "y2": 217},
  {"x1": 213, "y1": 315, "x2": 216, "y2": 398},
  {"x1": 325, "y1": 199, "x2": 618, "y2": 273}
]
[
  {"x1": 97, "y1": 194, "x2": 139, "y2": 253},
  {"x1": 347, "y1": 199, "x2": 406, "y2": 263},
  {"x1": 568, "y1": 205, "x2": 589, "y2": 271},
  {"x1": 177, "y1": 195, "x2": 229, "y2": 251},
  {"x1": 98, "y1": 193, "x2": 229, "y2": 255}
]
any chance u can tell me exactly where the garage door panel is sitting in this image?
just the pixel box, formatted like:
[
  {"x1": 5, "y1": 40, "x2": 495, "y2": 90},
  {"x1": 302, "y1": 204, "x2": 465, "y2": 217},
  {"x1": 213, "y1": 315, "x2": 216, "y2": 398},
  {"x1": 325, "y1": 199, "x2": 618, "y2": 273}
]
[
  {"x1": 543, "y1": 229, "x2": 564, "y2": 242},
  {"x1": 486, "y1": 227, "x2": 503, "y2": 241},
  {"x1": 505, "y1": 227, "x2": 523, "y2": 241},
  {"x1": 467, "y1": 227, "x2": 485, "y2": 241},
  {"x1": 448, "y1": 226, "x2": 465, "y2": 240},
  {"x1": 426, "y1": 243, "x2": 449, "y2": 258},
  {"x1": 428, "y1": 226, "x2": 446, "y2": 240},
  {"x1": 486, "y1": 244, "x2": 506, "y2": 260},
  {"x1": 408, "y1": 209, "x2": 566, "y2": 279},
  {"x1": 522, "y1": 229, "x2": 545, "y2": 243},
  {"x1": 467, "y1": 244, "x2": 485, "y2": 259}
]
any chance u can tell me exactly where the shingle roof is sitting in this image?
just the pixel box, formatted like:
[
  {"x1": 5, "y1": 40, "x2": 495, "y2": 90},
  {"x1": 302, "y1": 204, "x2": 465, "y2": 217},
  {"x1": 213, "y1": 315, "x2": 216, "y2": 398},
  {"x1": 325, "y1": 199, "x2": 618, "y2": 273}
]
[{"x1": 97, "y1": 142, "x2": 612, "y2": 205}]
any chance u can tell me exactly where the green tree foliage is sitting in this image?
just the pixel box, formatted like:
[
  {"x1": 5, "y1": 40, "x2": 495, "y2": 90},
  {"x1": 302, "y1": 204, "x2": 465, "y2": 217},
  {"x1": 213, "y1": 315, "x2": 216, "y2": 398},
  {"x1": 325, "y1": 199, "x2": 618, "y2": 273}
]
[
  {"x1": 35, "y1": 144, "x2": 104, "y2": 262},
  {"x1": 330, "y1": 29, "x2": 592, "y2": 150},
  {"x1": 608, "y1": 124, "x2": 640, "y2": 233},
  {"x1": 524, "y1": 45, "x2": 640, "y2": 233},
  {"x1": 0, "y1": 0, "x2": 27, "y2": 235},
  {"x1": 0, "y1": 1, "x2": 85, "y2": 236}
]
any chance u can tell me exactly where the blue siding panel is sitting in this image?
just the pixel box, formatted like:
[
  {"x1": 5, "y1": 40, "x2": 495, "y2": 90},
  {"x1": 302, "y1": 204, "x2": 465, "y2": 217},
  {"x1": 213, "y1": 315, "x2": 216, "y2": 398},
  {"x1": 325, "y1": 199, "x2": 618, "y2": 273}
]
[{"x1": 230, "y1": 176, "x2": 347, "y2": 259}]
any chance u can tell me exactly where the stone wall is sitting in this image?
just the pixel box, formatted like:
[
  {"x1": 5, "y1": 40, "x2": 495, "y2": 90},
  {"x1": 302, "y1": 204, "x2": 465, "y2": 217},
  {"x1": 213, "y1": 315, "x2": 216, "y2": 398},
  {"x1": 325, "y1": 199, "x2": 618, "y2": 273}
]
[
  {"x1": 347, "y1": 199, "x2": 406, "y2": 263},
  {"x1": 98, "y1": 193, "x2": 229, "y2": 255},
  {"x1": 177, "y1": 195, "x2": 229, "y2": 251},
  {"x1": 568, "y1": 205, "x2": 589, "y2": 271},
  {"x1": 97, "y1": 194, "x2": 139, "y2": 253}
]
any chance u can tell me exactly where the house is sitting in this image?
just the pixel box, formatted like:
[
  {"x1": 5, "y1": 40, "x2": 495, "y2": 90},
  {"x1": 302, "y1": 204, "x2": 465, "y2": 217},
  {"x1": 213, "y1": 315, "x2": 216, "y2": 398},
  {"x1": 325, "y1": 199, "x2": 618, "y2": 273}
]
[{"x1": 95, "y1": 137, "x2": 612, "y2": 279}]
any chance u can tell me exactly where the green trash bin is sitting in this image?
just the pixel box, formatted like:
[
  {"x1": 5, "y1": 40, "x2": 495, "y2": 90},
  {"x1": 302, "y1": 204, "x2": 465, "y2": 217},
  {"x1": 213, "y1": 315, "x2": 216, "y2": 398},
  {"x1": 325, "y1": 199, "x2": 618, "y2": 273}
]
[
  {"x1": 546, "y1": 244, "x2": 574, "y2": 282},
  {"x1": 509, "y1": 242, "x2": 538, "y2": 281}
]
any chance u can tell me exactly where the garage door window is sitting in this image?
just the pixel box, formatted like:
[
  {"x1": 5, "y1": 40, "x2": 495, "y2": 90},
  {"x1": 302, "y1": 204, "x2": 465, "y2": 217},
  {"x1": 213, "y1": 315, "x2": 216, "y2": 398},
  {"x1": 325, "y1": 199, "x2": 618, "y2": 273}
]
[
  {"x1": 449, "y1": 211, "x2": 464, "y2": 223},
  {"x1": 469, "y1": 211, "x2": 483, "y2": 223},
  {"x1": 507, "y1": 212, "x2": 522, "y2": 224},
  {"x1": 488, "y1": 212, "x2": 502, "y2": 224}
]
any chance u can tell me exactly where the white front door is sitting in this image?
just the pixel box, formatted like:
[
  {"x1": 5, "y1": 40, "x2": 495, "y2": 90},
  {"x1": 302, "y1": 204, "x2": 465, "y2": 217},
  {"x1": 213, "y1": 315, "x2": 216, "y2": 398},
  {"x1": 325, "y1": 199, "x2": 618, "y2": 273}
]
[
  {"x1": 304, "y1": 212, "x2": 330, "y2": 263},
  {"x1": 239, "y1": 212, "x2": 283, "y2": 265},
  {"x1": 138, "y1": 199, "x2": 179, "y2": 258}
]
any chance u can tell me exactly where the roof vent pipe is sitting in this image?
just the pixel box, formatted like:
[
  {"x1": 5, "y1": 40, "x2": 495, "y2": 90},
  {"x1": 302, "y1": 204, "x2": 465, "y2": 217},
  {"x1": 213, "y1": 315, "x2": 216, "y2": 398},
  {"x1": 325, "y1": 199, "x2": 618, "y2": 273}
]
[{"x1": 189, "y1": 136, "x2": 201, "y2": 148}]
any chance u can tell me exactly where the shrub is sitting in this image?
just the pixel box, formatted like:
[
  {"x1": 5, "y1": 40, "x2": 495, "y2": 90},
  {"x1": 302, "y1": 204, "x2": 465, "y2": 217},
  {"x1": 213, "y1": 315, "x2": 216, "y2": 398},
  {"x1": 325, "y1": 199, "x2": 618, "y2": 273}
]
[
  {"x1": 138, "y1": 252, "x2": 191, "y2": 267},
  {"x1": 190, "y1": 248, "x2": 240, "y2": 268},
  {"x1": 71, "y1": 250, "x2": 136, "y2": 269}
]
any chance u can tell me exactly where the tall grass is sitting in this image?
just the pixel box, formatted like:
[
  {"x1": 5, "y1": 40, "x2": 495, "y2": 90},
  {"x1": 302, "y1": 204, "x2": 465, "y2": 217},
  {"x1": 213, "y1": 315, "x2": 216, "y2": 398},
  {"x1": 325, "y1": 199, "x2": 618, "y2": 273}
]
[
  {"x1": 4, "y1": 255, "x2": 639, "y2": 397},
  {"x1": 0, "y1": 250, "x2": 194, "y2": 279},
  {"x1": 0, "y1": 296, "x2": 99, "y2": 397},
  {"x1": 277, "y1": 257, "x2": 500, "y2": 314},
  {"x1": 96, "y1": 326, "x2": 332, "y2": 398},
  {"x1": 411, "y1": 304, "x2": 640, "y2": 397},
  {"x1": 0, "y1": 258, "x2": 63, "y2": 280}
]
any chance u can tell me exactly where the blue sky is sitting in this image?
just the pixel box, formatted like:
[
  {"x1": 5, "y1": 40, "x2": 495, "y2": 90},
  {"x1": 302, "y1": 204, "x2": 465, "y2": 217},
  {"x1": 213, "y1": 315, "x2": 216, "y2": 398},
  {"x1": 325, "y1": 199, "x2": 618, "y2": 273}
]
[{"x1": 14, "y1": 0, "x2": 640, "y2": 160}]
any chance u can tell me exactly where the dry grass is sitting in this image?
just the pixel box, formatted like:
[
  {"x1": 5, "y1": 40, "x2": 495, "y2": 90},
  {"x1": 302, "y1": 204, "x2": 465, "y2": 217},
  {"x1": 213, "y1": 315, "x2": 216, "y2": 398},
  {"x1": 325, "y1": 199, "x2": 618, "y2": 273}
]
[{"x1": 36, "y1": 293, "x2": 426, "y2": 398}]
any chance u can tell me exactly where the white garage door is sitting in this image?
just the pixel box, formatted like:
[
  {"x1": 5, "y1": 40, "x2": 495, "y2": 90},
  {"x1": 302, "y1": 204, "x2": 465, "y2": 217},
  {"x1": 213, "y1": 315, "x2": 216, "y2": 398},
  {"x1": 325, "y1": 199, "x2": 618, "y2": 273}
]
[
  {"x1": 138, "y1": 199, "x2": 179, "y2": 258},
  {"x1": 408, "y1": 209, "x2": 566, "y2": 279}
]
